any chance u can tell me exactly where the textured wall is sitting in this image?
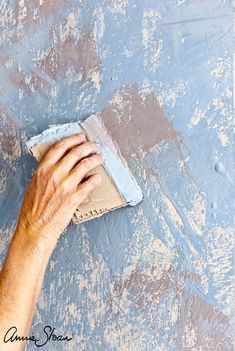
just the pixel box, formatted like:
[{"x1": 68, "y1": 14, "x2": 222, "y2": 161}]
[{"x1": 0, "y1": 1, "x2": 233, "y2": 350}]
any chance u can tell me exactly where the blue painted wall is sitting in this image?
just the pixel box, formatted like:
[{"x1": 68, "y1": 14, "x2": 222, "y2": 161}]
[{"x1": 0, "y1": 1, "x2": 233, "y2": 350}]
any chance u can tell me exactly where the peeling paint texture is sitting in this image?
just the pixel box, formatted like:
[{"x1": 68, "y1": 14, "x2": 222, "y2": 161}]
[{"x1": 0, "y1": 1, "x2": 233, "y2": 350}]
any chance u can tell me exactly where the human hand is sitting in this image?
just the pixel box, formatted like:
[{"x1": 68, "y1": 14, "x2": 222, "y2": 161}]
[{"x1": 16, "y1": 133, "x2": 103, "y2": 252}]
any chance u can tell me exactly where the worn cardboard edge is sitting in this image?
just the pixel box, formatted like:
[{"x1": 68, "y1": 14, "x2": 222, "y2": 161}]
[{"x1": 73, "y1": 203, "x2": 126, "y2": 224}]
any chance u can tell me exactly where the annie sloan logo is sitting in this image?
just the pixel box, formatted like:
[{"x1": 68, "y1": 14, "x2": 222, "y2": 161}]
[{"x1": 4, "y1": 326, "x2": 73, "y2": 347}]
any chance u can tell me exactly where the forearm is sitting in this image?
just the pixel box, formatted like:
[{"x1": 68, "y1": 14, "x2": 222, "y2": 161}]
[
  {"x1": 0, "y1": 227, "x2": 54, "y2": 351},
  {"x1": 0, "y1": 134, "x2": 103, "y2": 351}
]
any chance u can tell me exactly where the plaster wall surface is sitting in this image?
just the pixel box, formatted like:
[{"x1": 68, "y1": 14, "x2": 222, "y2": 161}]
[{"x1": 0, "y1": 1, "x2": 233, "y2": 350}]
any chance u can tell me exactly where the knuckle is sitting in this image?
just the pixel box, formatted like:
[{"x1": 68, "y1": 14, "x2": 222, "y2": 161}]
[
  {"x1": 75, "y1": 142, "x2": 95, "y2": 155},
  {"x1": 88, "y1": 141, "x2": 97, "y2": 150},
  {"x1": 69, "y1": 142, "x2": 98, "y2": 161},
  {"x1": 83, "y1": 143, "x2": 93, "y2": 154},
  {"x1": 92, "y1": 155, "x2": 103, "y2": 167},
  {"x1": 92, "y1": 174, "x2": 102, "y2": 185},
  {"x1": 70, "y1": 146, "x2": 82, "y2": 157},
  {"x1": 81, "y1": 157, "x2": 92, "y2": 169},
  {"x1": 85, "y1": 182, "x2": 93, "y2": 192},
  {"x1": 49, "y1": 169, "x2": 60, "y2": 185},
  {"x1": 59, "y1": 181, "x2": 69, "y2": 196},
  {"x1": 85, "y1": 179, "x2": 96, "y2": 192},
  {"x1": 54, "y1": 140, "x2": 66, "y2": 150}
]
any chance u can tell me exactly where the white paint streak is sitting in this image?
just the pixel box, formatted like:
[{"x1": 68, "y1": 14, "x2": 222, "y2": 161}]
[
  {"x1": 0, "y1": 3, "x2": 16, "y2": 45},
  {"x1": 177, "y1": 0, "x2": 187, "y2": 6},
  {"x1": 217, "y1": 131, "x2": 229, "y2": 146},
  {"x1": 161, "y1": 194, "x2": 184, "y2": 229},
  {"x1": 50, "y1": 85, "x2": 57, "y2": 98},
  {"x1": 0, "y1": 168, "x2": 8, "y2": 195},
  {"x1": 89, "y1": 69, "x2": 101, "y2": 92},
  {"x1": 104, "y1": 323, "x2": 141, "y2": 351},
  {"x1": 18, "y1": 0, "x2": 27, "y2": 27},
  {"x1": 110, "y1": 0, "x2": 128, "y2": 14},
  {"x1": 142, "y1": 9, "x2": 162, "y2": 72},
  {"x1": 211, "y1": 57, "x2": 232, "y2": 81},
  {"x1": 188, "y1": 107, "x2": 206, "y2": 128},
  {"x1": 157, "y1": 81, "x2": 189, "y2": 107},
  {"x1": 187, "y1": 86, "x2": 232, "y2": 147},
  {"x1": 94, "y1": 6, "x2": 105, "y2": 41},
  {"x1": 68, "y1": 303, "x2": 81, "y2": 321},
  {"x1": 60, "y1": 12, "x2": 79, "y2": 43},
  {"x1": 158, "y1": 211, "x2": 176, "y2": 246},
  {"x1": 206, "y1": 226, "x2": 233, "y2": 315},
  {"x1": 182, "y1": 325, "x2": 197, "y2": 348},
  {"x1": 184, "y1": 192, "x2": 206, "y2": 236},
  {"x1": 209, "y1": 94, "x2": 232, "y2": 147}
]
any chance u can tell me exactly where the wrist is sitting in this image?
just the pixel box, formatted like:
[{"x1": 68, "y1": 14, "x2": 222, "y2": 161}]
[{"x1": 14, "y1": 221, "x2": 57, "y2": 259}]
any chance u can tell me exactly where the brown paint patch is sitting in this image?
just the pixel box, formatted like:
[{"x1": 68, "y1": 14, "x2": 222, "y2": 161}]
[
  {"x1": 0, "y1": 106, "x2": 20, "y2": 158},
  {"x1": 38, "y1": 0, "x2": 65, "y2": 17},
  {"x1": 0, "y1": 53, "x2": 10, "y2": 65},
  {"x1": 14, "y1": 0, "x2": 65, "y2": 37},
  {"x1": 38, "y1": 31, "x2": 100, "y2": 82},
  {"x1": 8, "y1": 68, "x2": 51, "y2": 96},
  {"x1": 8, "y1": 70, "x2": 30, "y2": 93},
  {"x1": 109, "y1": 266, "x2": 229, "y2": 348},
  {"x1": 7, "y1": 30, "x2": 100, "y2": 95},
  {"x1": 27, "y1": 71, "x2": 51, "y2": 95},
  {"x1": 111, "y1": 266, "x2": 181, "y2": 312},
  {"x1": 101, "y1": 86, "x2": 181, "y2": 163},
  {"x1": 0, "y1": 1, "x2": 65, "y2": 47},
  {"x1": 178, "y1": 290, "x2": 229, "y2": 349}
]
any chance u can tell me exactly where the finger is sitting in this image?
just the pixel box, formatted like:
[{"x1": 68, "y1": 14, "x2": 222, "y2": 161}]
[
  {"x1": 56, "y1": 141, "x2": 99, "y2": 176},
  {"x1": 71, "y1": 174, "x2": 102, "y2": 206},
  {"x1": 67, "y1": 154, "x2": 104, "y2": 188},
  {"x1": 42, "y1": 133, "x2": 86, "y2": 166}
]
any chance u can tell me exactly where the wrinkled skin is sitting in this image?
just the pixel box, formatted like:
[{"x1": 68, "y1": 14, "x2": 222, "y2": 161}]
[{"x1": 17, "y1": 133, "x2": 104, "y2": 247}]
